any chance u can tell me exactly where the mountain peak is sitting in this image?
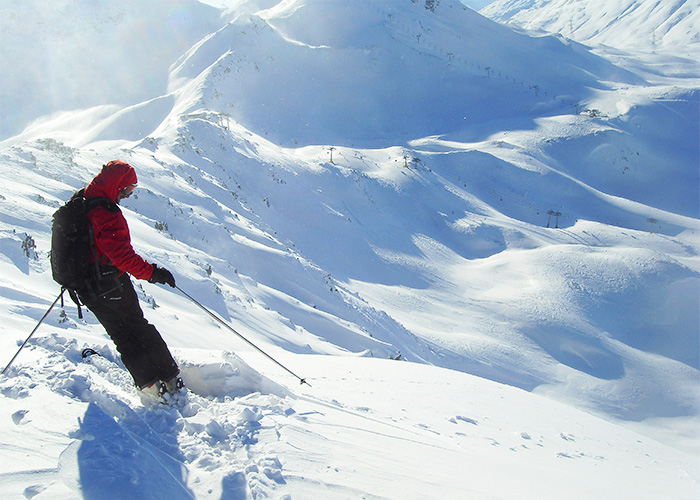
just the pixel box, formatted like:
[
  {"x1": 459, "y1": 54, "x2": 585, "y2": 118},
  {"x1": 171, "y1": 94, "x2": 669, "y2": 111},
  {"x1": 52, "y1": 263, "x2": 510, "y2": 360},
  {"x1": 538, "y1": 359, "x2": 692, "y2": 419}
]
[{"x1": 169, "y1": 0, "x2": 638, "y2": 147}]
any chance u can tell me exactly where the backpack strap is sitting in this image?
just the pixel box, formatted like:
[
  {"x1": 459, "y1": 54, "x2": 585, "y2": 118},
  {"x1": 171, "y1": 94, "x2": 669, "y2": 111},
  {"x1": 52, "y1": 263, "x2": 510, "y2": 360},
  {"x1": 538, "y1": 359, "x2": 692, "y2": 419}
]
[
  {"x1": 66, "y1": 287, "x2": 84, "y2": 320},
  {"x1": 72, "y1": 188, "x2": 120, "y2": 213},
  {"x1": 83, "y1": 195, "x2": 120, "y2": 279},
  {"x1": 85, "y1": 196, "x2": 119, "y2": 213}
]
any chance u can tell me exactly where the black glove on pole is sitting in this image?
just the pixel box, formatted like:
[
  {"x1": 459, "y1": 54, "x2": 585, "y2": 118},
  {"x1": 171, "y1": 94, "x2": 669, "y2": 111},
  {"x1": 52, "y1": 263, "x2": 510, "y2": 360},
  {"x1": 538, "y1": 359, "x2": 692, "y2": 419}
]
[{"x1": 149, "y1": 265, "x2": 176, "y2": 288}]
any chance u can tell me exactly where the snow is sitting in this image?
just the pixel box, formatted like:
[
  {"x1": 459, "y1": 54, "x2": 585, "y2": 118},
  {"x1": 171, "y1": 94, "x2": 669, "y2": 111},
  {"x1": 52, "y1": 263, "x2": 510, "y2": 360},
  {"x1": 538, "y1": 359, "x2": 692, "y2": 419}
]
[
  {"x1": 481, "y1": 0, "x2": 700, "y2": 57},
  {"x1": 2, "y1": 336, "x2": 697, "y2": 499},
  {"x1": 1, "y1": 0, "x2": 699, "y2": 498}
]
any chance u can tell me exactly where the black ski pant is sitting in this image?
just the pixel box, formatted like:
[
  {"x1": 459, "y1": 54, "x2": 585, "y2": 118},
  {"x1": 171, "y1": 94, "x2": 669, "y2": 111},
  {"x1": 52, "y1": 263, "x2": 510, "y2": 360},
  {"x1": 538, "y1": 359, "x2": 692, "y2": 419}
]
[{"x1": 80, "y1": 269, "x2": 179, "y2": 389}]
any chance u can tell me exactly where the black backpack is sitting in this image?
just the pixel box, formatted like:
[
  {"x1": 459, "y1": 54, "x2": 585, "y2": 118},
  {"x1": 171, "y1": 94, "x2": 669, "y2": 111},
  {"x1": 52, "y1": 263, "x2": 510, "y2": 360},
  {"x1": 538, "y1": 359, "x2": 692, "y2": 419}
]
[{"x1": 50, "y1": 189, "x2": 116, "y2": 315}]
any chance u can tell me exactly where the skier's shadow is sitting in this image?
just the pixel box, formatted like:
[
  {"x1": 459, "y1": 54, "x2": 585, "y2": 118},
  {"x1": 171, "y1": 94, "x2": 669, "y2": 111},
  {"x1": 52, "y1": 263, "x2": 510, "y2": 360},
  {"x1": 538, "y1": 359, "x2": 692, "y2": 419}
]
[{"x1": 76, "y1": 401, "x2": 195, "y2": 499}]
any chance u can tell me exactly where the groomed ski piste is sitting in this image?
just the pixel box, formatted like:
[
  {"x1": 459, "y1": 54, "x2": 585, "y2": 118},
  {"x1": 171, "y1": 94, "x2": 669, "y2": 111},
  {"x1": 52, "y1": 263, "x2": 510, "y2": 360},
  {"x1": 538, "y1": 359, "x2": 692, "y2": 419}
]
[{"x1": 1, "y1": 0, "x2": 699, "y2": 498}]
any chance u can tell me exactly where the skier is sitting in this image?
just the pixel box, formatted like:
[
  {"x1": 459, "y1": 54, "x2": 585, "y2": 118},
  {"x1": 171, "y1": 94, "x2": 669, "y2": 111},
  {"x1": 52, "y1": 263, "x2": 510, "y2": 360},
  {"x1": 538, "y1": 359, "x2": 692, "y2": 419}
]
[{"x1": 78, "y1": 160, "x2": 184, "y2": 400}]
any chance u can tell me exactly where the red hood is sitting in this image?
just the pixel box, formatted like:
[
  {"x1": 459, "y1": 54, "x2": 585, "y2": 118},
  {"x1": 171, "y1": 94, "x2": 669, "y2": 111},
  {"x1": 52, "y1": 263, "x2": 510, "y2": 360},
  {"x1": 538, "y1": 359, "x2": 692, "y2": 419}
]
[{"x1": 84, "y1": 161, "x2": 138, "y2": 202}]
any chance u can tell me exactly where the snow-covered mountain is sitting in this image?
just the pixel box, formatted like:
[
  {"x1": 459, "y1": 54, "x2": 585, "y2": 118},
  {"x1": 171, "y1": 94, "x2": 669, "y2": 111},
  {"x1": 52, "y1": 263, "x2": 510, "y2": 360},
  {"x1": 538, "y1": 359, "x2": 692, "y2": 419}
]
[
  {"x1": 481, "y1": 0, "x2": 700, "y2": 56},
  {"x1": 0, "y1": 0, "x2": 698, "y2": 498}
]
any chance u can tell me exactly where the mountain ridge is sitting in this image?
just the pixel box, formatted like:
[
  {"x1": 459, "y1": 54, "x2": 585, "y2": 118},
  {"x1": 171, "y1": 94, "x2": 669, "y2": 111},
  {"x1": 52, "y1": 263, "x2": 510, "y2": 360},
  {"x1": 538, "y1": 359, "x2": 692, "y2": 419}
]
[{"x1": 481, "y1": 0, "x2": 700, "y2": 56}]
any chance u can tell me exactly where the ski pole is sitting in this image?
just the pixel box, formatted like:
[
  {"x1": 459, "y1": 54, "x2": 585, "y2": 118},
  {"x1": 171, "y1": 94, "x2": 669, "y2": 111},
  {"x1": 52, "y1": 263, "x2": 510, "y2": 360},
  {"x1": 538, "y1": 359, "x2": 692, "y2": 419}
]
[
  {"x1": 174, "y1": 285, "x2": 311, "y2": 387},
  {"x1": 2, "y1": 289, "x2": 65, "y2": 376}
]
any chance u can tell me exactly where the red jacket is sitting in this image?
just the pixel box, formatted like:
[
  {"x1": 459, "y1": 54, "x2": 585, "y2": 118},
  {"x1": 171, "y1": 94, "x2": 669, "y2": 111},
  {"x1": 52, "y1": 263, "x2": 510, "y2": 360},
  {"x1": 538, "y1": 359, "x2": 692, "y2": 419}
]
[{"x1": 84, "y1": 161, "x2": 154, "y2": 281}]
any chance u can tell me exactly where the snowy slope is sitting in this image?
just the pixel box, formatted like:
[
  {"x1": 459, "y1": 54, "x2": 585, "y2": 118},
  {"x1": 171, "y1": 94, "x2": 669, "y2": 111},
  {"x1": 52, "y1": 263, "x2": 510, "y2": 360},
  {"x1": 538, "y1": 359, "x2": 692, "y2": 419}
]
[
  {"x1": 2, "y1": 336, "x2": 697, "y2": 500},
  {"x1": 481, "y1": 0, "x2": 700, "y2": 56},
  {"x1": 3, "y1": 334, "x2": 697, "y2": 499},
  {"x1": 0, "y1": 0, "x2": 698, "y2": 498}
]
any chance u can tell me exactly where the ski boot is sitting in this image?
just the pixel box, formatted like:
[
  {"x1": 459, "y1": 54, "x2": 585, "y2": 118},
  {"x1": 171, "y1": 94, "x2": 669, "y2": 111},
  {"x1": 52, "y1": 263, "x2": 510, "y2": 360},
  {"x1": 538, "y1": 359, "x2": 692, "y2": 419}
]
[
  {"x1": 162, "y1": 375, "x2": 187, "y2": 406},
  {"x1": 138, "y1": 380, "x2": 168, "y2": 405}
]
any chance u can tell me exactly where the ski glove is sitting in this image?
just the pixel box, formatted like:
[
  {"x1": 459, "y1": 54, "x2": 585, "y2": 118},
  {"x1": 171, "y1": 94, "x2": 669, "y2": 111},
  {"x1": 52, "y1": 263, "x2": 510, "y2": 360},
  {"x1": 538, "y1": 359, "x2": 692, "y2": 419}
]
[{"x1": 150, "y1": 265, "x2": 176, "y2": 288}]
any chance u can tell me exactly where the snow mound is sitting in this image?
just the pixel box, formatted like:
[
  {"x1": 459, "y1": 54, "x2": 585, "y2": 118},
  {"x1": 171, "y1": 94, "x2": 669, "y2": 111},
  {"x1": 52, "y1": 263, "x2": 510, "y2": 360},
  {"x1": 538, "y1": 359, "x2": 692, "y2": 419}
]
[{"x1": 178, "y1": 349, "x2": 291, "y2": 399}]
